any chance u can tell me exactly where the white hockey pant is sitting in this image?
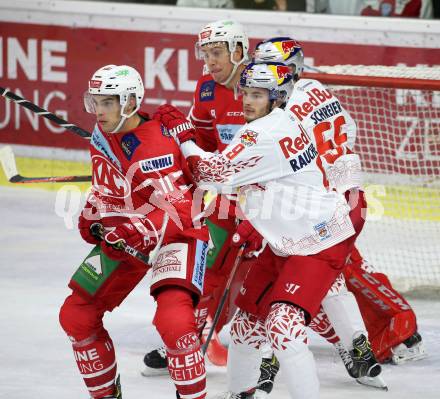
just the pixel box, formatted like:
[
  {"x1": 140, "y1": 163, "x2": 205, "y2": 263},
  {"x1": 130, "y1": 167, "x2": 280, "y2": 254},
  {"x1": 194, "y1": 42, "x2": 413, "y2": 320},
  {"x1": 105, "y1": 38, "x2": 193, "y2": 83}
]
[{"x1": 322, "y1": 273, "x2": 367, "y2": 350}]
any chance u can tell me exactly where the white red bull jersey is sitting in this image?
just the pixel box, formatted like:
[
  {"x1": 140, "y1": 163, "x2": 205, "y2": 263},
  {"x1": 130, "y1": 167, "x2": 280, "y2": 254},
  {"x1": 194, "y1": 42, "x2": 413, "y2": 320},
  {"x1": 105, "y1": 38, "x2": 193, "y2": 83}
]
[
  {"x1": 189, "y1": 74, "x2": 245, "y2": 152},
  {"x1": 181, "y1": 107, "x2": 356, "y2": 256},
  {"x1": 286, "y1": 79, "x2": 362, "y2": 194}
]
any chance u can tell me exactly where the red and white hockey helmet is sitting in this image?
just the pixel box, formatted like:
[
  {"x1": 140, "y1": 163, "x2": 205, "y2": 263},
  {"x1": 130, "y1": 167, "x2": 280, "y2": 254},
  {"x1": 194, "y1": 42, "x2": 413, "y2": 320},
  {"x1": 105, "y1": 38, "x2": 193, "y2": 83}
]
[
  {"x1": 85, "y1": 64, "x2": 144, "y2": 120},
  {"x1": 196, "y1": 19, "x2": 250, "y2": 64},
  {"x1": 254, "y1": 37, "x2": 304, "y2": 79}
]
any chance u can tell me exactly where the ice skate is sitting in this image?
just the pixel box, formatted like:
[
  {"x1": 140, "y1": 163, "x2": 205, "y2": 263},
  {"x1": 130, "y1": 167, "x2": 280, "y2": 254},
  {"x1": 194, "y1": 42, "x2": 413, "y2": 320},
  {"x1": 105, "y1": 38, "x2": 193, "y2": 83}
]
[
  {"x1": 207, "y1": 390, "x2": 255, "y2": 399},
  {"x1": 391, "y1": 332, "x2": 428, "y2": 364},
  {"x1": 336, "y1": 340, "x2": 388, "y2": 391},
  {"x1": 98, "y1": 374, "x2": 122, "y2": 399},
  {"x1": 254, "y1": 354, "x2": 280, "y2": 398},
  {"x1": 349, "y1": 334, "x2": 382, "y2": 378},
  {"x1": 141, "y1": 346, "x2": 168, "y2": 377}
]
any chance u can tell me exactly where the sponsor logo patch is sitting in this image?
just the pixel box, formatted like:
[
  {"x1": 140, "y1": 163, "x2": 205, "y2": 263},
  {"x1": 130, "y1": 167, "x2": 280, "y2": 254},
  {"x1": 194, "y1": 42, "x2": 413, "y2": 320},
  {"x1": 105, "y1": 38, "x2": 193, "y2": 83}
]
[
  {"x1": 314, "y1": 222, "x2": 331, "y2": 241},
  {"x1": 217, "y1": 124, "x2": 241, "y2": 145},
  {"x1": 200, "y1": 80, "x2": 215, "y2": 102},
  {"x1": 200, "y1": 30, "x2": 212, "y2": 40},
  {"x1": 192, "y1": 240, "x2": 208, "y2": 293},
  {"x1": 89, "y1": 80, "x2": 102, "y2": 89},
  {"x1": 151, "y1": 243, "x2": 188, "y2": 286},
  {"x1": 139, "y1": 154, "x2": 174, "y2": 173},
  {"x1": 120, "y1": 132, "x2": 141, "y2": 160}
]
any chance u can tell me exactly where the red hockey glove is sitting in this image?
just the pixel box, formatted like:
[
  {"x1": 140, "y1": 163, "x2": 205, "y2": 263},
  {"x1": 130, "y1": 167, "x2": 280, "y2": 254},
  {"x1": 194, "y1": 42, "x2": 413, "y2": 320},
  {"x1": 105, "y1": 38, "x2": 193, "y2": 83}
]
[
  {"x1": 153, "y1": 104, "x2": 195, "y2": 144},
  {"x1": 78, "y1": 202, "x2": 102, "y2": 245},
  {"x1": 231, "y1": 220, "x2": 264, "y2": 255},
  {"x1": 101, "y1": 221, "x2": 157, "y2": 261}
]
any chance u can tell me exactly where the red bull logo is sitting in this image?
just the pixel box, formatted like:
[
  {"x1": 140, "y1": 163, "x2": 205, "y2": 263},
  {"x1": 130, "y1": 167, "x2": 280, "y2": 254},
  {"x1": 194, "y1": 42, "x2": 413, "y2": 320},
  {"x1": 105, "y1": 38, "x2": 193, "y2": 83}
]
[
  {"x1": 281, "y1": 39, "x2": 300, "y2": 55},
  {"x1": 240, "y1": 129, "x2": 259, "y2": 147},
  {"x1": 268, "y1": 65, "x2": 291, "y2": 84},
  {"x1": 276, "y1": 65, "x2": 291, "y2": 80}
]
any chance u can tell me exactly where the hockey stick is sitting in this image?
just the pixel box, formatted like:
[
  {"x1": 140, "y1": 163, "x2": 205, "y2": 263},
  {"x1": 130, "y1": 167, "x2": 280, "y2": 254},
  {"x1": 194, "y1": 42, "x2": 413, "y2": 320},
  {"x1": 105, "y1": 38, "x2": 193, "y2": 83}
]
[
  {"x1": 0, "y1": 146, "x2": 92, "y2": 183},
  {"x1": 90, "y1": 213, "x2": 169, "y2": 267},
  {"x1": 90, "y1": 223, "x2": 151, "y2": 265},
  {"x1": 0, "y1": 87, "x2": 91, "y2": 138},
  {"x1": 202, "y1": 243, "x2": 246, "y2": 355}
]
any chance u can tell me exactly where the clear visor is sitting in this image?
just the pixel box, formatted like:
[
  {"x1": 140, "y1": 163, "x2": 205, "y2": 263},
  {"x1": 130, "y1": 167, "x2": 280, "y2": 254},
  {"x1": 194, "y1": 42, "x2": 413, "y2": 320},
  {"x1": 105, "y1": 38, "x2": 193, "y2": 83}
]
[
  {"x1": 83, "y1": 92, "x2": 128, "y2": 115},
  {"x1": 195, "y1": 41, "x2": 229, "y2": 62},
  {"x1": 83, "y1": 91, "x2": 96, "y2": 114}
]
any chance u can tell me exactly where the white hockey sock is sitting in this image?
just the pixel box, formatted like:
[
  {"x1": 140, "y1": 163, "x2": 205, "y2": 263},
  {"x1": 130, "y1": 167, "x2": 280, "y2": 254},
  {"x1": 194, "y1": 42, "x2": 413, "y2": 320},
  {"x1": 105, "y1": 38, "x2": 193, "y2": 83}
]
[
  {"x1": 265, "y1": 303, "x2": 319, "y2": 399},
  {"x1": 227, "y1": 310, "x2": 267, "y2": 393},
  {"x1": 322, "y1": 290, "x2": 367, "y2": 350}
]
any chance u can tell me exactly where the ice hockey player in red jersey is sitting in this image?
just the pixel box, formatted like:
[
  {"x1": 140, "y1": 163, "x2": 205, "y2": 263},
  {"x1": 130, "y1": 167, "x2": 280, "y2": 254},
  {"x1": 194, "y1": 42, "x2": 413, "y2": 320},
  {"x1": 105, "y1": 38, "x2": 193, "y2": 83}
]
[
  {"x1": 58, "y1": 65, "x2": 209, "y2": 399},
  {"x1": 155, "y1": 62, "x2": 383, "y2": 399},
  {"x1": 143, "y1": 19, "x2": 252, "y2": 375},
  {"x1": 253, "y1": 36, "x2": 426, "y2": 365}
]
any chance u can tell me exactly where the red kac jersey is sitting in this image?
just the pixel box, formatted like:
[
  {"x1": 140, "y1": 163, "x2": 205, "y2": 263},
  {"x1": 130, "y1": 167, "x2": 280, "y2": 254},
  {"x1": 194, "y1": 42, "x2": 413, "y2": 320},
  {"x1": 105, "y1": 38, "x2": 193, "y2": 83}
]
[{"x1": 189, "y1": 74, "x2": 245, "y2": 152}]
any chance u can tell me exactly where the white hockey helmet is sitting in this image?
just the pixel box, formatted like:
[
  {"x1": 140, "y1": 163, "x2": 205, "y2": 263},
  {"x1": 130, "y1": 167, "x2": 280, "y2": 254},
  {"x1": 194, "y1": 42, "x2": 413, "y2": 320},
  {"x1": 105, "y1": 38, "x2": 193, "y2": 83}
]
[
  {"x1": 254, "y1": 37, "x2": 304, "y2": 79},
  {"x1": 239, "y1": 62, "x2": 294, "y2": 103},
  {"x1": 196, "y1": 20, "x2": 249, "y2": 61},
  {"x1": 196, "y1": 20, "x2": 249, "y2": 85},
  {"x1": 85, "y1": 64, "x2": 144, "y2": 126}
]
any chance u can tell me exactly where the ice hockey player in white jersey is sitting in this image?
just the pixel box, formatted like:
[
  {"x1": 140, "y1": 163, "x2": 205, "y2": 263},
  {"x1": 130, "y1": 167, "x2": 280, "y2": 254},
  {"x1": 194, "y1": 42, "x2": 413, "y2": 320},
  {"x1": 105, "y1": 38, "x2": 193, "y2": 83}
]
[
  {"x1": 153, "y1": 62, "x2": 382, "y2": 398},
  {"x1": 253, "y1": 36, "x2": 426, "y2": 368}
]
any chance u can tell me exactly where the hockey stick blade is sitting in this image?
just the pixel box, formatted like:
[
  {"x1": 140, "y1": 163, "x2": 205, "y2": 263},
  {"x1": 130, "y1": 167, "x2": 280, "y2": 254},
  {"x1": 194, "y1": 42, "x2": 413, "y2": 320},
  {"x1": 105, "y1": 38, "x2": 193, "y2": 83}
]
[
  {"x1": 0, "y1": 145, "x2": 19, "y2": 181},
  {"x1": 356, "y1": 375, "x2": 388, "y2": 391},
  {"x1": 0, "y1": 145, "x2": 91, "y2": 184},
  {"x1": 201, "y1": 316, "x2": 228, "y2": 366}
]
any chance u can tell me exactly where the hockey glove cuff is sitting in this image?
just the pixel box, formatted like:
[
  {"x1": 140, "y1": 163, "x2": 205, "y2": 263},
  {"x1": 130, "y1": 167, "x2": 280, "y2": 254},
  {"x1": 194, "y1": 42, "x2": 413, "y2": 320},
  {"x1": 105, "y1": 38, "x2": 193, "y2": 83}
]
[
  {"x1": 78, "y1": 201, "x2": 102, "y2": 245},
  {"x1": 232, "y1": 220, "x2": 264, "y2": 256},
  {"x1": 153, "y1": 104, "x2": 195, "y2": 144}
]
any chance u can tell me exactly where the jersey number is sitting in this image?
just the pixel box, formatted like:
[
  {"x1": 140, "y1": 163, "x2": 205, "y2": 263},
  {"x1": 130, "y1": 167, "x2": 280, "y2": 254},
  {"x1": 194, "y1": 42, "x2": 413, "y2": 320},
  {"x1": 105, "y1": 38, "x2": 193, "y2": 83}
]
[
  {"x1": 226, "y1": 143, "x2": 245, "y2": 160},
  {"x1": 313, "y1": 115, "x2": 348, "y2": 164}
]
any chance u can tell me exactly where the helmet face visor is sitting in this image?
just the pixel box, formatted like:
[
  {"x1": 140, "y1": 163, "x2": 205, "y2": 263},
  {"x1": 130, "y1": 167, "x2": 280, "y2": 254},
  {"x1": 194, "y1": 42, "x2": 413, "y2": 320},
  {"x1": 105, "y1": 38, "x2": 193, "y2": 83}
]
[
  {"x1": 83, "y1": 92, "x2": 120, "y2": 115},
  {"x1": 83, "y1": 91, "x2": 96, "y2": 114},
  {"x1": 195, "y1": 41, "x2": 229, "y2": 62}
]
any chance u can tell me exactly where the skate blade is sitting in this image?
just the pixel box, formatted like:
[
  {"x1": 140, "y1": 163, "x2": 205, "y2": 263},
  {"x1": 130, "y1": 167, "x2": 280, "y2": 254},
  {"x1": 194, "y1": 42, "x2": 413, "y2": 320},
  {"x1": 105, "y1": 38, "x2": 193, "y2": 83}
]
[
  {"x1": 356, "y1": 375, "x2": 388, "y2": 391},
  {"x1": 141, "y1": 366, "x2": 169, "y2": 377},
  {"x1": 391, "y1": 346, "x2": 428, "y2": 365}
]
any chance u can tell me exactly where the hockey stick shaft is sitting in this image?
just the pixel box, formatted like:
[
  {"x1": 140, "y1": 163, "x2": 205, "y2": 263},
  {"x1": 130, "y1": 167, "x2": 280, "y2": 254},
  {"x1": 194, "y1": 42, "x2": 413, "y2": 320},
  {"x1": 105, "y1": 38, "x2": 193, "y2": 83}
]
[
  {"x1": 202, "y1": 243, "x2": 246, "y2": 355},
  {"x1": 9, "y1": 174, "x2": 92, "y2": 183},
  {"x1": 0, "y1": 87, "x2": 91, "y2": 138}
]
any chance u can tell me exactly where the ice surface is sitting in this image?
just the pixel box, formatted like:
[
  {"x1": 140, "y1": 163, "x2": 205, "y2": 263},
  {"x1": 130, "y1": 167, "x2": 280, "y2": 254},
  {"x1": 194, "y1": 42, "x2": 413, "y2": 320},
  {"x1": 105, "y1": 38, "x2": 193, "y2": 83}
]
[{"x1": 1, "y1": 187, "x2": 439, "y2": 399}]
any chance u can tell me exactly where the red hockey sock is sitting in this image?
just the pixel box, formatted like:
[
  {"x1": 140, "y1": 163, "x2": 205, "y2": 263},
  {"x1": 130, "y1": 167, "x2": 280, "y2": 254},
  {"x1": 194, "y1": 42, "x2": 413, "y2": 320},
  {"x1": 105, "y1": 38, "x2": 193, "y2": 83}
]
[
  {"x1": 154, "y1": 288, "x2": 206, "y2": 399},
  {"x1": 59, "y1": 293, "x2": 118, "y2": 398},
  {"x1": 72, "y1": 331, "x2": 117, "y2": 398}
]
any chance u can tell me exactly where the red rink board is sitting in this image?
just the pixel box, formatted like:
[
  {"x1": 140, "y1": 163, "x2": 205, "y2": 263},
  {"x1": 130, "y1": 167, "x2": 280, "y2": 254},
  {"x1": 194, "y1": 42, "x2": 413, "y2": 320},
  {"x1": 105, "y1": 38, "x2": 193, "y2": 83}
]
[{"x1": 0, "y1": 21, "x2": 439, "y2": 161}]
